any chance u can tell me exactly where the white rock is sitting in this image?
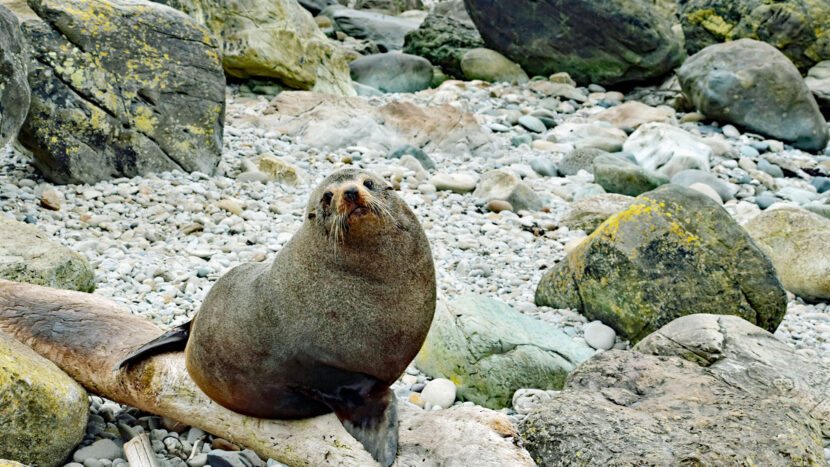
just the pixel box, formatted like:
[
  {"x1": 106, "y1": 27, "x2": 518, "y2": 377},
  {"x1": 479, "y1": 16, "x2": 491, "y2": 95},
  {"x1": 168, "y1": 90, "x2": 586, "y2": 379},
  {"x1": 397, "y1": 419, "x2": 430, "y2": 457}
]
[
  {"x1": 624, "y1": 123, "x2": 712, "y2": 177},
  {"x1": 583, "y1": 321, "x2": 616, "y2": 350},
  {"x1": 421, "y1": 378, "x2": 457, "y2": 409},
  {"x1": 430, "y1": 173, "x2": 478, "y2": 193}
]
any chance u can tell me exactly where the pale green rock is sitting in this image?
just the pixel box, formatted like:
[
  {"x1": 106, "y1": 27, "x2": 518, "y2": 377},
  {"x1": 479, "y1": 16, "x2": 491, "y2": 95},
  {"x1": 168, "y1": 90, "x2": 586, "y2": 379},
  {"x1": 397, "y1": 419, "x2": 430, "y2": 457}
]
[
  {"x1": 157, "y1": 0, "x2": 355, "y2": 95},
  {"x1": 593, "y1": 153, "x2": 669, "y2": 197},
  {"x1": 0, "y1": 331, "x2": 88, "y2": 467},
  {"x1": 460, "y1": 48, "x2": 528, "y2": 84},
  {"x1": 743, "y1": 207, "x2": 830, "y2": 301},
  {"x1": 0, "y1": 215, "x2": 94, "y2": 291},
  {"x1": 414, "y1": 295, "x2": 594, "y2": 409}
]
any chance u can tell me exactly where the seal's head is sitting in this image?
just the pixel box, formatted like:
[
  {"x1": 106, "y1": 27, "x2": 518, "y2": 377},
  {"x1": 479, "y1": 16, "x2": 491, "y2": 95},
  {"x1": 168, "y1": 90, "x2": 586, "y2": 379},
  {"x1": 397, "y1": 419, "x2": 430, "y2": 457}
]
[{"x1": 305, "y1": 168, "x2": 401, "y2": 246}]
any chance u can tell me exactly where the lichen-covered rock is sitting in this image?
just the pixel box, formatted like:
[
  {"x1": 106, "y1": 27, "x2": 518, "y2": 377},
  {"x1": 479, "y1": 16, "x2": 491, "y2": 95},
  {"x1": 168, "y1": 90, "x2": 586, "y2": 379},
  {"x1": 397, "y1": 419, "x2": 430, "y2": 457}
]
[
  {"x1": 402, "y1": 13, "x2": 484, "y2": 78},
  {"x1": 157, "y1": 0, "x2": 353, "y2": 95},
  {"x1": 561, "y1": 193, "x2": 633, "y2": 234},
  {"x1": 743, "y1": 207, "x2": 830, "y2": 301},
  {"x1": 463, "y1": 0, "x2": 685, "y2": 85},
  {"x1": 678, "y1": 39, "x2": 828, "y2": 151},
  {"x1": 0, "y1": 4, "x2": 29, "y2": 148},
  {"x1": 19, "y1": 0, "x2": 225, "y2": 184},
  {"x1": 414, "y1": 295, "x2": 594, "y2": 409},
  {"x1": 519, "y1": 350, "x2": 826, "y2": 466},
  {"x1": 0, "y1": 215, "x2": 94, "y2": 291},
  {"x1": 535, "y1": 184, "x2": 787, "y2": 342},
  {"x1": 635, "y1": 314, "x2": 830, "y2": 437},
  {"x1": 679, "y1": 0, "x2": 830, "y2": 73},
  {"x1": 0, "y1": 331, "x2": 88, "y2": 467}
]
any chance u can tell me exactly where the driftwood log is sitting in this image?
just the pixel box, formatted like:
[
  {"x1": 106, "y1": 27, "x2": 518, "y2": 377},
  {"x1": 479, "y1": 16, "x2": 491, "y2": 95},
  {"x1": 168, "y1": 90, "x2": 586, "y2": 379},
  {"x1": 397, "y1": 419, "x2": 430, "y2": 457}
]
[{"x1": 0, "y1": 279, "x2": 533, "y2": 466}]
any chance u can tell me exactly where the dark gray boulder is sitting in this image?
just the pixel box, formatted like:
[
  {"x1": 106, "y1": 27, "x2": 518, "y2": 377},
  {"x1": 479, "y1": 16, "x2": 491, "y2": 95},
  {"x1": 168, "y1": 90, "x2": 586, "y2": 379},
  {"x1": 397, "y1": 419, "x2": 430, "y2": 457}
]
[
  {"x1": 402, "y1": 13, "x2": 484, "y2": 78},
  {"x1": 0, "y1": 4, "x2": 29, "y2": 147},
  {"x1": 462, "y1": 0, "x2": 685, "y2": 85},
  {"x1": 298, "y1": 0, "x2": 338, "y2": 15},
  {"x1": 678, "y1": 39, "x2": 828, "y2": 151},
  {"x1": 18, "y1": 0, "x2": 225, "y2": 184},
  {"x1": 327, "y1": 7, "x2": 419, "y2": 52},
  {"x1": 349, "y1": 52, "x2": 432, "y2": 93}
]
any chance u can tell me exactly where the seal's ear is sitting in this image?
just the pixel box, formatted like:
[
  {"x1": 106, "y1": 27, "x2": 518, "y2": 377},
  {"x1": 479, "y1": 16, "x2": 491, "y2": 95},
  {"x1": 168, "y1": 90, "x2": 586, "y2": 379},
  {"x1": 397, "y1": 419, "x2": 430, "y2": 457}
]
[{"x1": 308, "y1": 210, "x2": 316, "y2": 220}]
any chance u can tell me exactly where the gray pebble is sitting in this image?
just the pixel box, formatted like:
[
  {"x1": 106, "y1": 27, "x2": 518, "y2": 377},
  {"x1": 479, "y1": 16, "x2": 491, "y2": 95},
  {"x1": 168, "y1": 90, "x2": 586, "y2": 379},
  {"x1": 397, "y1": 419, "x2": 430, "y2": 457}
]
[
  {"x1": 757, "y1": 159, "x2": 784, "y2": 178},
  {"x1": 518, "y1": 115, "x2": 546, "y2": 133}
]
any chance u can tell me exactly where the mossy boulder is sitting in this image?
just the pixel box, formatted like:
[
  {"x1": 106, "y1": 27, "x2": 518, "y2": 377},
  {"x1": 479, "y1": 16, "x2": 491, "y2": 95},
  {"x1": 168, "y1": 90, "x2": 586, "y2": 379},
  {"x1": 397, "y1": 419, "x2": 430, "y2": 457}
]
[
  {"x1": 0, "y1": 331, "x2": 88, "y2": 467},
  {"x1": 0, "y1": 4, "x2": 29, "y2": 148},
  {"x1": 679, "y1": 0, "x2": 830, "y2": 73},
  {"x1": 678, "y1": 39, "x2": 828, "y2": 151},
  {"x1": 0, "y1": 215, "x2": 94, "y2": 292},
  {"x1": 18, "y1": 0, "x2": 225, "y2": 184},
  {"x1": 462, "y1": 0, "x2": 685, "y2": 85},
  {"x1": 535, "y1": 184, "x2": 787, "y2": 342},
  {"x1": 743, "y1": 207, "x2": 830, "y2": 301},
  {"x1": 414, "y1": 295, "x2": 594, "y2": 409},
  {"x1": 156, "y1": 0, "x2": 354, "y2": 95},
  {"x1": 402, "y1": 13, "x2": 485, "y2": 78},
  {"x1": 519, "y1": 350, "x2": 826, "y2": 465}
]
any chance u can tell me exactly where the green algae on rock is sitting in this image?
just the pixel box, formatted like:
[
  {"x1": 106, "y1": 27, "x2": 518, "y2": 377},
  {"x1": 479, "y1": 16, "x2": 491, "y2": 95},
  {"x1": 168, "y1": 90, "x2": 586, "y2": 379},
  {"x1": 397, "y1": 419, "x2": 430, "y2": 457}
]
[
  {"x1": 0, "y1": 215, "x2": 94, "y2": 292},
  {"x1": 414, "y1": 295, "x2": 594, "y2": 409},
  {"x1": 0, "y1": 331, "x2": 88, "y2": 467},
  {"x1": 535, "y1": 184, "x2": 787, "y2": 342},
  {"x1": 18, "y1": 0, "x2": 225, "y2": 184}
]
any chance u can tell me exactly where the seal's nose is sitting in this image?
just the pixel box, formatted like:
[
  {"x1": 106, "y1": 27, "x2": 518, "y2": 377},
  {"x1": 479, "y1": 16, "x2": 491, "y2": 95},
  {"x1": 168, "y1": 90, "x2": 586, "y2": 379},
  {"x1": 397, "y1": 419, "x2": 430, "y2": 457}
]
[{"x1": 344, "y1": 186, "x2": 359, "y2": 202}]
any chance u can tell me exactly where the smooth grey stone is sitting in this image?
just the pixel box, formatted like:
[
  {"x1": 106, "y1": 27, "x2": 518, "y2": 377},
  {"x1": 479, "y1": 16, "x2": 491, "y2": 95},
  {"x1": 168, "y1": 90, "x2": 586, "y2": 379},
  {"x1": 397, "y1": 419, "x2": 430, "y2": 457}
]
[
  {"x1": 518, "y1": 115, "x2": 546, "y2": 133},
  {"x1": 387, "y1": 144, "x2": 435, "y2": 170},
  {"x1": 811, "y1": 176, "x2": 830, "y2": 193},
  {"x1": 511, "y1": 134, "x2": 533, "y2": 147},
  {"x1": 530, "y1": 157, "x2": 557, "y2": 177},
  {"x1": 670, "y1": 169, "x2": 738, "y2": 201},
  {"x1": 758, "y1": 159, "x2": 784, "y2": 178},
  {"x1": 739, "y1": 144, "x2": 760, "y2": 158},
  {"x1": 755, "y1": 193, "x2": 781, "y2": 209},
  {"x1": 73, "y1": 440, "x2": 124, "y2": 462}
]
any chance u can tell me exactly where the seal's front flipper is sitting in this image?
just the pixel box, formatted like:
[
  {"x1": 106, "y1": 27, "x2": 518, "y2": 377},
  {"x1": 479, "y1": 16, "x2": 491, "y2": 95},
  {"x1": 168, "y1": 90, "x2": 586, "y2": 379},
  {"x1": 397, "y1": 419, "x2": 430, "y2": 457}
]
[
  {"x1": 310, "y1": 368, "x2": 399, "y2": 466},
  {"x1": 113, "y1": 321, "x2": 191, "y2": 371},
  {"x1": 339, "y1": 389, "x2": 398, "y2": 467}
]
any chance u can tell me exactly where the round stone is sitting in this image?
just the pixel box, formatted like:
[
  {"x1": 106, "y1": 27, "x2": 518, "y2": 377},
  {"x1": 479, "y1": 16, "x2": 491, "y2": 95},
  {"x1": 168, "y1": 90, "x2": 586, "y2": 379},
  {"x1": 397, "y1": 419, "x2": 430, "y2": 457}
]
[
  {"x1": 583, "y1": 321, "x2": 616, "y2": 350},
  {"x1": 421, "y1": 378, "x2": 457, "y2": 409}
]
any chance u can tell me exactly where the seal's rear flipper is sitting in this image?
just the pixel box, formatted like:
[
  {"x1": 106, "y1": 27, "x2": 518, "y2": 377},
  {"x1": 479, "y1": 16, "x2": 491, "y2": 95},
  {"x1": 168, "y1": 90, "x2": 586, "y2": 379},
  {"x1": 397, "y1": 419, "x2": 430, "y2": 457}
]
[
  {"x1": 310, "y1": 368, "x2": 399, "y2": 466},
  {"x1": 113, "y1": 321, "x2": 191, "y2": 371}
]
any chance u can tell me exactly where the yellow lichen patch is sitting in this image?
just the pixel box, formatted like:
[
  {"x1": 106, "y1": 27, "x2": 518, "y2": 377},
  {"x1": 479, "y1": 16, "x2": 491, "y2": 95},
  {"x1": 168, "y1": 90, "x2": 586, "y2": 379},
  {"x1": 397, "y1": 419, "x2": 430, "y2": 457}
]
[
  {"x1": 685, "y1": 9, "x2": 735, "y2": 40},
  {"x1": 131, "y1": 105, "x2": 157, "y2": 133}
]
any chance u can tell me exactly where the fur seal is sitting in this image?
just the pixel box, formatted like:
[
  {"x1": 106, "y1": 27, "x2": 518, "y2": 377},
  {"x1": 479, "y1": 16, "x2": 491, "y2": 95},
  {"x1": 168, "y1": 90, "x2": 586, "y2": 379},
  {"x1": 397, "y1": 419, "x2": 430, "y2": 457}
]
[{"x1": 117, "y1": 168, "x2": 436, "y2": 466}]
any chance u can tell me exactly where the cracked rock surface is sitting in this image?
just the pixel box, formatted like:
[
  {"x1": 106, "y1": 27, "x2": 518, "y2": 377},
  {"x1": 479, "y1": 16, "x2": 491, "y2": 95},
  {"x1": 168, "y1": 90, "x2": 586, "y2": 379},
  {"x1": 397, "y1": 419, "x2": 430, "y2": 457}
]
[
  {"x1": 520, "y1": 349, "x2": 827, "y2": 466},
  {"x1": 0, "y1": 4, "x2": 29, "y2": 148},
  {"x1": 17, "y1": 0, "x2": 225, "y2": 184}
]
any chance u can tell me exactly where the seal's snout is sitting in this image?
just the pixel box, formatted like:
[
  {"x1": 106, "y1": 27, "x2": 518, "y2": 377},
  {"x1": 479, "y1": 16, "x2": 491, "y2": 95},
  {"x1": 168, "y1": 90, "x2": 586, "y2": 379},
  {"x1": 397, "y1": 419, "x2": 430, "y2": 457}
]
[{"x1": 344, "y1": 186, "x2": 359, "y2": 202}]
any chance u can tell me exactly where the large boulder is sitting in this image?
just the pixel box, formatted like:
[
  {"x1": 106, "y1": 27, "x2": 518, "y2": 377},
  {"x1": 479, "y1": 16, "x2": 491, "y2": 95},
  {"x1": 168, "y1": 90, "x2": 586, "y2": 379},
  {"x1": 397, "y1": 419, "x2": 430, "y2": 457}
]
[
  {"x1": 18, "y1": 0, "x2": 225, "y2": 184},
  {"x1": 679, "y1": 0, "x2": 830, "y2": 73},
  {"x1": 0, "y1": 331, "x2": 88, "y2": 467},
  {"x1": 635, "y1": 314, "x2": 830, "y2": 436},
  {"x1": 234, "y1": 91, "x2": 494, "y2": 156},
  {"x1": 535, "y1": 185, "x2": 788, "y2": 342},
  {"x1": 157, "y1": 0, "x2": 353, "y2": 95},
  {"x1": 402, "y1": 13, "x2": 484, "y2": 78},
  {"x1": 743, "y1": 207, "x2": 830, "y2": 301},
  {"x1": 326, "y1": 7, "x2": 419, "y2": 52},
  {"x1": 462, "y1": 0, "x2": 685, "y2": 85},
  {"x1": 519, "y1": 350, "x2": 826, "y2": 465},
  {"x1": 0, "y1": 215, "x2": 94, "y2": 292},
  {"x1": 678, "y1": 39, "x2": 828, "y2": 151},
  {"x1": 348, "y1": 52, "x2": 432, "y2": 93},
  {"x1": 414, "y1": 295, "x2": 594, "y2": 409},
  {"x1": 0, "y1": 4, "x2": 29, "y2": 147}
]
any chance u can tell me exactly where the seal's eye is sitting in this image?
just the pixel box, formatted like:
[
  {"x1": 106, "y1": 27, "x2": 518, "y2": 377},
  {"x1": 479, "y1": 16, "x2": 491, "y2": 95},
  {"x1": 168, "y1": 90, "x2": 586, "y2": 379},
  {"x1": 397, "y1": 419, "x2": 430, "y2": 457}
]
[
  {"x1": 363, "y1": 179, "x2": 374, "y2": 190},
  {"x1": 323, "y1": 192, "x2": 333, "y2": 205}
]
